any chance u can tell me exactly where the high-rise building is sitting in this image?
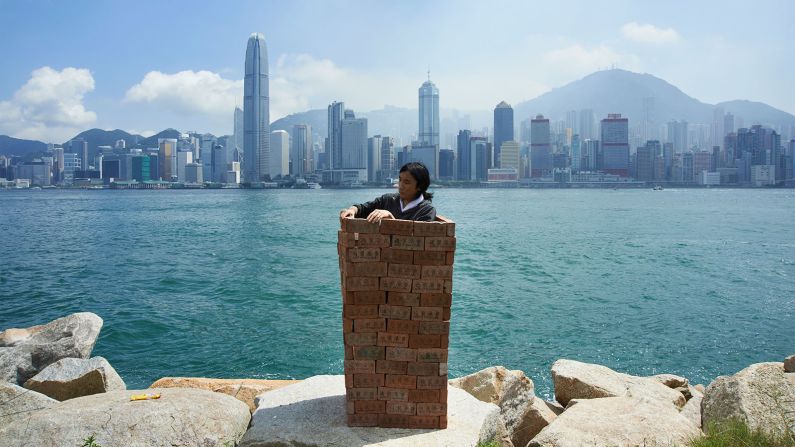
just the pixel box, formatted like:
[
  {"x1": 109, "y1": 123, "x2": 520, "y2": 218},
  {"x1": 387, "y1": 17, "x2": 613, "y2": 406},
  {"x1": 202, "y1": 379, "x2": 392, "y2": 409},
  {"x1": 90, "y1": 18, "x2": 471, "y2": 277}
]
[
  {"x1": 600, "y1": 114, "x2": 630, "y2": 177},
  {"x1": 499, "y1": 141, "x2": 520, "y2": 171},
  {"x1": 565, "y1": 110, "x2": 578, "y2": 134},
  {"x1": 199, "y1": 134, "x2": 216, "y2": 182},
  {"x1": 70, "y1": 138, "x2": 89, "y2": 172},
  {"x1": 328, "y1": 101, "x2": 344, "y2": 169},
  {"x1": 439, "y1": 149, "x2": 454, "y2": 180},
  {"x1": 530, "y1": 115, "x2": 552, "y2": 177},
  {"x1": 636, "y1": 140, "x2": 662, "y2": 182},
  {"x1": 158, "y1": 138, "x2": 177, "y2": 181},
  {"x1": 52, "y1": 147, "x2": 64, "y2": 183},
  {"x1": 667, "y1": 120, "x2": 688, "y2": 153},
  {"x1": 418, "y1": 76, "x2": 439, "y2": 148},
  {"x1": 176, "y1": 151, "x2": 193, "y2": 183},
  {"x1": 456, "y1": 130, "x2": 472, "y2": 181},
  {"x1": 367, "y1": 136, "x2": 383, "y2": 182},
  {"x1": 234, "y1": 107, "x2": 244, "y2": 153},
  {"x1": 641, "y1": 97, "x2": 657, "y2": 142},
  {"x1": 291, "y1": 125, "x2": 312, "y2": 178},
  {"x1": 409, "y1": 144, "x2": 439, "y2": 180},
  {"x1": 341, "y1": 111, "x2": 367, "y2": 170},
  {"x1": 269, "y1": 130, "x2": 289, "y2": 178},
  {"x1": 493, "y1": 101, "x2": 514, "y2": 168},
  {"x1": 724, "y1": 112, "x2": 735, "y2": 135},
  {"x1": 471, "y1": 137, "x2": 490, "y2": 181},
  {"x1": 712, "y1": 107, "x2": 725, "y2": 149},
  {"x1": 579, "y1": 109, "x2": 595, "y2": 140},
  {"x1": 243, "y1": 32, "x2": 269, "y2": 183},
  {"x1": 570, "y1": 134, "x2": 581, "y2": 172}
]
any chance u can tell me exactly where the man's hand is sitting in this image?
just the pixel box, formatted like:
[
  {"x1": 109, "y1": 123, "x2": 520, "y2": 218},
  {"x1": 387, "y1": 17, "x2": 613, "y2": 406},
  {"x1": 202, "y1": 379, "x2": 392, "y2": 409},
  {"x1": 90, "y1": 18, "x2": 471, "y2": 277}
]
[
  {"x1": 339, "y1": 206, "x2": 357, "y2": 219},
  {"x1": 366, "y1": 209, "x2": 394, "y2": 223}
]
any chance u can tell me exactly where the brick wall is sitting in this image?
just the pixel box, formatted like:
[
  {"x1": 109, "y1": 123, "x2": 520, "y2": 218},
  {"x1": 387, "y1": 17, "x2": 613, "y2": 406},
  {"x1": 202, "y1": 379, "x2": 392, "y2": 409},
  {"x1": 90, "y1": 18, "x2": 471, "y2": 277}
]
[{"x1": 339, "y1": 215, "x2": 455, "y2": 429}]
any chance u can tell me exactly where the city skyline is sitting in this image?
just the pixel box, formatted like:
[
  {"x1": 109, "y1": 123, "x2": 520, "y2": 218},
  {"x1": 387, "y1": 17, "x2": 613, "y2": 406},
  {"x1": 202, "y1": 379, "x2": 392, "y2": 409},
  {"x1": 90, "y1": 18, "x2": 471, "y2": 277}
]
[{"x1": 0, "y1": 0, "x2": 793, "y2": 143}]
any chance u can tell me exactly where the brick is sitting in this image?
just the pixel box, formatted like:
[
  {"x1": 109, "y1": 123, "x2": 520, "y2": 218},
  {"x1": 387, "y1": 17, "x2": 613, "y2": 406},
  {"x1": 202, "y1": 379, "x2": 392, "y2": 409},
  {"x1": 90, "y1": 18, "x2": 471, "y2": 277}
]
[
  {"x1": 391, "y1": 235, "x2": 425, "y2": 251},
  {"x1": 413, "y1": 221, "x2": 449, "y2": 237},
  {"x1": 406, "y1": 362, "x2": 439, "y2": 376},
  {"x1": 387, "y1": 263, "x2": 422, "y2": 279},
  {"x1": 344, "y1": 345, "x2": 353, "y2": 360},
  {"x1": 345, "y1": 277, "x2": 379, "y2": 292},
  {"x1": 353, "y1": 318, "x2": 386, "y2": 333},
  {"x1": 344, "y1": 332, "x2": 377, "y2": 346},
  {"x1": 443, "y1": 307, "x2": 451, "y2": 321},
  {"x1": 387, "y1": 292, "x2": 420, "y2": 307},
  {"x1": 344, "y1": 304, "x2": 379, "y2": 319},
  {"x1": 408, "y1": 415, "x2": 439, "y2": 429},
  {"x1": 413, "y1": 251, "x2": 447, "y2": 266},
  {"x1": 343, "y1": 318, "x2": 353, "y2": 333},
  {"x1": 439, "y1": 415, "x2": 448, "y2": 429},
  {"x1": 444, "y1": 281, "x2": 453, "y2": 294},
  {"x1": 345, "y1": 262, "x2": 387, "y2": 277},
  {"x1": 376, "y1": 360, "x2": 408, "y2": 375},
  {"x1": 379, "y1": 277, "x2": 412, "y2": 293},
  {"x1": 355, "y1": 399, "x2": 386, "y2": 414},
  {"x1": 409, "y1": 334, "x2": 441, "y2": 349},
  {"x1": 435, "y1": 215, "x2": 455, "y2": 237},
  {"x1": 355, "y1": 233, "x2": 390, "y2": 248},
  {"x1": 344, "y1": 218, "x2": 380, "y2": 234},
  {"x1": 353, "y1": 373, "x2": 385, "y2": 388},
  {"x1": 376, "y1": 332, "x2": 409, "y2": 347},
  {"x1": 418, "y1": 321, "x2": 450, "y2": 335},
  {"x1": 385, "y1": 346, "x2": 417, "y2": 362},
  {"x1": 439, "y1": 363, "x2": 448, "y2": 375},
  {"x1": 377, "y1": 413, "x2": 411, "y2": 428},
  {"x1": 342, "y1": 291, "x2": 354, "y2": 305},
  {"x1": 346, "y1": 387, "x2": 378, "y2": 400},
  {"x1": 417, "y1": 349, "x2": 448, "y2": 363},
  {"x1": 347, "y1": 247, "x2": 380, "y2": 262},
  {"x1": 347, "y1": 413, "x2": 378, "y2": 427},
  {"x1": 344, "y1": 360, "x2": 376, "y2": 375},
  {"x1": 439, "y1": 387, "x2": 448, "y2": 402},
  {"x1": 408, "y1": 389, "x2": 440, "y2": 403},
  {"x1": 378, "y1": 304, "x2": 411, "y2": 320},
  {"x1": 386, "y1": 400, "x2": 416, "y2": 415},
  {"x1": 416, "y1": 375, "x2": 447, "y2": 389},
  {"x1": 446, "y1": 251, "x2": 455, "y2": 265},
  {"x1": 345, "y1": 374, "x2": 353, "y2": 388},
  {"x1": 338, "y1": 230, "x2": 356, "y2": 247},
  {"x1": 421, "y1": 265, "x2": 453, "y2": 280},
  {"x1": 412, "y1": 278, "x2": 445, "y2": 294},
  {"x1": 411, "y1": 306, "x2": 444, "y2": 321},
  {"x1": 425, "y1": 236, "x2": 456, "y2": 251},
  {"x1": 378, "y1": 387, "x2": 408, "y2": 401},
  {"x1": 381, "y1": 248, "x2": 414, "y2": 264},
  {"x1": 440, "y1": 334, "x2": 449, "y2": 349},
  {"x1": 386, "y1": 319, "x2": 420, "y2": 334},
  {"x1": 379, "y1": 219, "x2": 413, "y2": 235},
  {"x1": 416, "y1": 402, "x2": 446, "y2": 416},
  {"x1": 353, "y1": 345, "x2": 385, "y2": 360},
  {"x1": 385, "y1": 374, "x2": 417, "y2": 389},
  {"x1": 352, "y1": 291, "x2": 386, "y2": 305},
  {"x1": 419, "y1": 293, "x2": 452, "y2": 307}
]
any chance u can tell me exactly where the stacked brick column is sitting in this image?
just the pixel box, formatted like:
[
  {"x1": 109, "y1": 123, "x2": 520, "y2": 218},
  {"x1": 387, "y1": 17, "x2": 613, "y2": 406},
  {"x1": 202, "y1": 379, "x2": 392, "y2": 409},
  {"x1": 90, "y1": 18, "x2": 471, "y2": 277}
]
[{"x1": 338, "y1": 216, "x2": 455, "y2": 429}]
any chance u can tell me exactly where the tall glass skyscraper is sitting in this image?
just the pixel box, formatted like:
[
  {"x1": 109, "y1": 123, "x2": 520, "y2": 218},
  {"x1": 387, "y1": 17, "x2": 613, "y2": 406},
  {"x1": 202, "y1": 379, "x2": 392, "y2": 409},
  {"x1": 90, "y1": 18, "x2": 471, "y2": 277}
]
[
  {"x1": 418, "y1": 76, "x2": 439, "y2": 147},
  {"x1": 493, "y1": 101, "x2": 514, "y2": 168},
  {"x1": 244, "y1": 33, "x2": 269, "y2": 183}
]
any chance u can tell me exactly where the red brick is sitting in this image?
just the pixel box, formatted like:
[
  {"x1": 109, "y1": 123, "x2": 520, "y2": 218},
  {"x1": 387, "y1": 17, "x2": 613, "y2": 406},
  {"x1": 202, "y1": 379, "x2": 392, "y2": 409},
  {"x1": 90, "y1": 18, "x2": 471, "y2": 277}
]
[
  {"x1": 344, "y1": 332, "x2": 377, "y2": 346},
  {"x1": 378, "y1": 387, "x2": 408, "y2": 401},
  {"x1": 439, "y1": 387, "x2": 448, "y2": 402},
  {"x1": 376, "y1": 332, "x2": 409, "y2": 347},
  {"x1": 412, "y1": 278, "x2": 445, "y2": 294},
  {"x1": 439, "y1": 363, "x2": 448, "y2": 375},
  {"x1": 443, "y1": 307, "x2": 451, "y2": 321},
  {"x1": 387, "y1": 263, "x2": 422, "y2": 279},
  {"x1": 355, "y1": 399, "x2": 386, "y2": 414},
  {"x1": 413, "y1": 221, "x2": 449, "y2": 237},
  {"x1": 343, "y1": 304, "x2": 378, "y2": 319},
  {"x1": 344, "y1": 218, "x2": 380, "y2": 234},
  {"x1": 409, "y1": 334, "x2": 441, "y2": 349},
  {"x1": 406, "y1": 362, "x2": 439, "y2": 376},
  {"x1": 418, "y1": 321, "x2": 450, "y2": 335},
  {"x1": 387, "y1": 292, "x2": 420, "y2": 307},
  {"x1": 391, "y1": 235, "x2": 425, "y2": 251},
  {"x1": 379, "y1": 277, "x2": 412, "y2": 293},
  {"x1": 377, "y1": 413, "x2": 411, "y2": 428},
  {"x1": 416, "y1": 375, "x2": 447, "y2": 389},
  {"x1": 345, "y1": 262, "x2": 387, "y2": 277},
  {"x1": 385, "y1": 374, "x2": 417, "y2": 389},
  {"x1": 386, "y1": 319, "x2": 420, "y2": 334},
  {"x1": 413, "y1": 251, "x2": 447, "y2": 266},
  {"x1": 345, "y1": 374, "x2": 353, "y2": 388},
  {"x1": 376, "y1": 360, "x2": 408, "y2": 375},
  {"x1": 378, "y1": 304, "x2": 411, "y2": 320},
  {"x1": 444, "y1": 281, "x2": 453, "y2": 294},
  {"x1": 379, "y1": 219, "x2": 413, "y2": 235},
  {"x1": 416, "y1": 402, "x2": 446, "y2": 416},
  {"x1": 352, "y1": 291, "x2": 386, "y2": 305},
  {"x1": 344, "y1": 345, "x2": 353, "y2": 360},
  {"x1": 446, "y1": 251, "x2": 455, "y2": 265},
  {"x1": 440, "y1": 335, "x2": 449, "y2": 349},
  {"x1": 338, "y1": 230, "x2": 356, "y2": 247},
  {"x1": 381, "y1": 248, "x2": 414, "y2": 264},
  {"x1": 355, "y1": 233, "x2": 391, "y2": 248},
  {"x1": 420, "y1": 265, "x2": 453, "y2": 280},
  {"x1": 353, "y1": 345, "x2": 385, "y2": 360},
  {"x1": 411, "y1": 306, "x2": 443, "y2": 321},
  {"x1": 342, "y1": 291, "x2": 354, "y2": 305},
  {"x1": 353, "y1": 318, "x2": 386, "y2": 333},
  {"x1": 344, "y1": 360, "x2": 375, "y2": 374},
  {"x1": 439, "y1": 415, "x2": 448, "y2": 429},
  {"x1": 417, "y1": 349, "x2": 448, "y2": 363},
  {"x1": 408, "y1": 389, "x2": 440, "y2": 403},
  {"x1": 347, "y1": 413, "x2": 378, "y2": 427},
  {"x1": 353, "y1": 373, "x2": 385, "y2": 388},
  {"x1": 385, "y1": 346, "x2": 417, "y2": 362},
  {"x1": 425, "y1": 236, "x2": 456, "y2": 251},
  {"x1": 347, "y1": 247, "x2": 380, "y2": 262},
  {"x1": 343, "y1": 318, "x2": 353, "y2": 333},
  {"x1": 346, "y1": 387, "x2": 378, "y2": 400},
  {"x1": 345, "y1": 277, "x2": 379, "y2": 292},
  {"x1": 386, "y1": 401, "x2": 416, "y2": 415},
  {"x1": 419, "y1": 293, "x2": 452, "y2": 307},
  {"x1": 435, "y1": 215, "x2": 455, "y2": 237},
  {"x1": 408, "y1": 415, "x2": 439, "y2": 429}
]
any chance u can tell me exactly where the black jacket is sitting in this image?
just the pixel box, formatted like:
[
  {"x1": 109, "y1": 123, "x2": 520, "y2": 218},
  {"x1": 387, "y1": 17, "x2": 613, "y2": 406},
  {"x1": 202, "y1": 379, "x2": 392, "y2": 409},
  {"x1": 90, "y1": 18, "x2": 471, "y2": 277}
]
[{"x1": 354, "y1": 193, "x2": 436, "y2": 221}]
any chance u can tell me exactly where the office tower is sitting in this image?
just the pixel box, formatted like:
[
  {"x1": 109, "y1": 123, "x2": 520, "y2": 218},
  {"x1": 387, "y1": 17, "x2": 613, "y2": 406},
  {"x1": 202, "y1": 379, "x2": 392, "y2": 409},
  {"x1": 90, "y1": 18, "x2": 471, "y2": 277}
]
[
  {"x1": 131, "y1": 155, "x2": 151, "y2": 182},
  {"x1": 341, "y1": 110, "x2": 367, "y2": 170},
  {"x1": 291, "y1": 125, "x2": 311, "y2": 178},
  {"x1": 499, "y1": 141, "x2": 520, "y2": 171},
  {"x1": 493, "y1": 101, "x2": 514, "y2": 168},
  {"x1": 712, "y1": 107, "x2": 725, "y2": 149},
  {"x1": 52, "y1": 147, "x2": 64, "y2": 183},
  {"x1": 176, "y1": 151, "x2": 193, "y2": 182},
  {"x1": 410, "y1": 144, "x2": 439, "y2": 180},
  {"x1": 158, "y1": 138, "x2": 177, "y2": 181},
  {"x1": 636, "y1": 140, "x2": 661, "y2": 181},
  {"x1": 418, "y1": 76, "x2": 439, "y2": 147},
  {"x1": 565, "y1": 110, "x2": 578, "y2": 134},
  {"x1": 379, "y1": 137, "x2": 395, "y2": 181},
  {"x1": 184, "y1": 163, "x2": 202, "y2": 184},
  {"x1": 667, "y1": 120, "x2": 688, "y2": 153},
  {"x1": 70, "y1": 138, "x2": 89, "y2": 172},
  {"x1": 456, "y1": 130, "x2": 472, "y2": 181},
  {"x1": 663, "y1": 143, "x2": 674, "y2": 179},
  {"x1": 579, "y1": 109, "x2": 595, "y2": 140},
  {"x1": 724, "y1": 112, "x2": 735, "y2": 135},
  {"x1": 367, "y1": 136, "x2": 383, "y2": 182},
  {"x1": 439, "y1": 149, "x2": 454, "y2": 180},
  {"x1": 471, "y1": 137, "x2": 490, "y2": 181},
  {"x1": 519, "y1": 118, "x2": 531, "y2": 145},
  {"x1": 244, "y1": 32, "x2": 269, "y2": 183},
  {"x1": 724, "y1": 133, "x2": 738, "y2": 167},
  {"x1": 600, "y1": 114, "x2": 630, "y2": 177},
  {"x1": 530, "y1": 115, "x2": 552, "y2": 177},
  {"x1": 787, "y1": 140, "x2": 795, "y2": 180},
  {"x1": 328, "y1": 101, "x2": 344, "y2": 169},
  {"x1": 570, "y1": 134, "x2": 581, "y2": 172},
  {"x1": 269, "y1": 130, "x2": 289, "y2": 178},
  {"x1": 199, "y1": 134, "x2": 216, "y2": 181},
  {"x1": 234, "y1": 107, "x2": 244, "y2": 152}
]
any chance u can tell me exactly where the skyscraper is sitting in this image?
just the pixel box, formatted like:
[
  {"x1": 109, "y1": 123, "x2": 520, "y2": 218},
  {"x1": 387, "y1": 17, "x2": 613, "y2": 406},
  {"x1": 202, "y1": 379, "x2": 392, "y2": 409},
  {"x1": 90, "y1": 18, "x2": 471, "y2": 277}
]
[
  {"x1": 291, "y1": 125, "x2": 312, "y2": 178},
  {"x1": 493, "y1": 101, "x2": 514, "y2": 169},
  {"x1": 530, "y1": 115, "x2": 552, "y2": 177},
  {"x1": 234, "y1": 107, "x2": 244, "y2": 152},
  {"x1": 341, "y1": 111, "x2": 368, "y2": 170},
  {"x1": 600, "y1": 114, "x2": 630, "y2": 177},
  {"x1": 418, "y1": 76, "x2": 439, "y2": 148},
  {"x1": 243, "y1": 33, "x2": 269, "y2": 183},
  {"x1": 328, "y1": 101, "x2": 344, "y2": 169},
  {"x1": 158, "y1": 138, "x2": 177, "y2": 181},
  {"x1": 456, "y1": 130, "x2": 472, "y2": 181},
  {"x1": 579, "y1": 109, "x2": 595, "y2": 140},
  {"x1": 270, "y1": 130, "x2": 289, "y2": 178},
  {"x1": 71, "y1": 138, "x2": 89, "y2": 173}
]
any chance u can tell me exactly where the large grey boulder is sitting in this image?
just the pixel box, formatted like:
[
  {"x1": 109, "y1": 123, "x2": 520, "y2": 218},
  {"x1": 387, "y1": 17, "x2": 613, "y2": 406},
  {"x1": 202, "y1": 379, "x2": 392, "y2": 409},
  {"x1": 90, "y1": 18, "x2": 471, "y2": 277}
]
[
  {"x1": 528, "y1": 396, "x2": 701, "y2": 447},
  {"x1": 551, "y1": 359, "x2": 686, "y2": 408},
  {"x1": 785, "y1": 355, "x2": 795, "y2": 373},
  {"x1": 0, "y1": 382, "x2": 57, "y2": 429},
  {"x1": 24, "y1": 356, "x2": 126, "y2": 401},
  {"x1": 241, "y1": 375, "x2": 505, "y2": 447},
  {"x1": 0, "y1": 387, "x2": 251, "y2": 446},
  {"x1": 702, "y1": 362, "x2": 795, "y2": 438},
  {"x1": 450, "y1": 366, "x2": 551, "y2": 447},
  {"x1": 0, "y1": 313, "x2": 103, "y2": 384}
]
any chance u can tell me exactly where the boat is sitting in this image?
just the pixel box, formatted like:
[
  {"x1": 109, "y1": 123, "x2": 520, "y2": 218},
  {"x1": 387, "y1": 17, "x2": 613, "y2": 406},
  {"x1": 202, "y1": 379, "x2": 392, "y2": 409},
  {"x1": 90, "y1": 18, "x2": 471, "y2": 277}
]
[
  {"x1": 653, "y1": 185, "x2": 664, "y2": 191},
  {"x1": 306, "y1": 182, "x2": 322, "y2": 189}
]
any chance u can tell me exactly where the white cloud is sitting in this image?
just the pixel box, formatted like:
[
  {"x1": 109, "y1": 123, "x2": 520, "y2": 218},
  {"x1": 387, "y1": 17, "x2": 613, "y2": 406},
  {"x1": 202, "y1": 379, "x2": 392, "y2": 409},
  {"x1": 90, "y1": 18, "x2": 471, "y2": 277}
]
[
  {"x1": 124, "y1": 70, "x2": 243, "y2": 115},
  {"x1": 622, "y1": 22, "x2": 681, "y2": 44},
  {"x1": 0, "y1": 66, "x2": 97, "y2": 142}
]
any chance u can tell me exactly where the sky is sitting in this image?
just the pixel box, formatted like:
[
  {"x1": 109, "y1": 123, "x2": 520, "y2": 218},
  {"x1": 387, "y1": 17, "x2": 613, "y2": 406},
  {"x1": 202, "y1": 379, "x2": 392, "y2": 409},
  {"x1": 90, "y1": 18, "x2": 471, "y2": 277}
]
[{"x1": 1, "y1": 0, "x2": 793, "y2": 143}]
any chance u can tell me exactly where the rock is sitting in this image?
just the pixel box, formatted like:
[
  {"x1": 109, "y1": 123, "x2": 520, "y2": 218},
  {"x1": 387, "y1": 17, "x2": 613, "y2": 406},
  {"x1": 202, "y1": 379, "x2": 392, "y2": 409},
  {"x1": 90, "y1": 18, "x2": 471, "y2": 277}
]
[
  {"x1": 551, "y1": 359, "x2": 686, "y2": 408},
  {"x1": 693, "y1": 383, "x2": 706, "y2": 394},
  {"x1": 680, "y1": 394, "x2": 702, "y2": 428},
  {"x1": 0, "y1": 313, "x2": 103, "y2": 384},
  {"x1": 528, "y1": 396, "x2": 701, "y2": 447},
  {"x1": 0, "y1": 382, "x2": 57, "y2": 428},
  {"x1": 23, "y1": 356, "x2": 125, "y2": 401},
  {"x1": 241, "y1": 375, "x2": 505, "y2": 447},
  {"x1": 150, "y1": 377, "x2": 300, "y2": 413},
  {"x1": 544, "y1": 400, "x2": 565, "y2": 416},
  {"x1": 702, "y1": 362, "x2": 795, "y2": 438},
  {"x1": 0, "y1": 387, "x2": 250, "y2": 446},
  {"x1": 652, "y1": 373, "x2": 689, "y2": 389},
  {"x1": 785, "y1": 354, "x2": 795, "y2": 373},
  {"x1": 511, "y1": 397, "x2": 558, "y2": 447}
]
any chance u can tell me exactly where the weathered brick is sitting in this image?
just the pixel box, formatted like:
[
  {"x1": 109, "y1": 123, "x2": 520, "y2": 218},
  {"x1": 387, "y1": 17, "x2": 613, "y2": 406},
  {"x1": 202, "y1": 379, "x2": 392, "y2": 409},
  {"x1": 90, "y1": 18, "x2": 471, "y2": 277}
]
[
  {"x1": 353, "y1": 318, "x2": 386, "y2": 333},
  {"x1": 344, "y1": 345, "x2": 353, "y2": 360},
  {"x1": 352, "y1": 291, "x2": 386, "y2": 305},
  {"x1": 379, "y1": 277, "x2": 412, "y2": 293},
  {"x1": 386, "y1": 400, "x2": 416, "y2": 415},
  {"x1": 406, "y1": 362, "x2": 439, "y2": 376},
  {"x1": 416, "y1": 375, "x2": 447, "y2": 389},
  {"x1": 439, "y1": 363, "x2": 448, "y2": 375},
  {"x1": 425, "y1": 236, "x2": 456, "y2": 251},
  {"x1": 353, "y1": 345, "x2": 385, "y2": 360},
  {"x1": 443, "y1": 307, "x2": 451, "y2": 321},
  {"x1": 347, "y1": 413, "x2": 378, "y2": 427},
  {"x1": 354, "y1": 373, "x2": 385, "y2": 388},
  {"x1": 355, "y1": 399, "x2": 386, "y2": 414},
  {"x1": 342, "y1": 291, "x2": 354, "y2": 305},
  {"x1": 344, "y1": 360, "x2": 375, "y2": 374},
  {"x1": 345, "y1": 277, "x2": 379, "y2": 292},
  {"x1": 385, "y1": 374, "x2": 417, "y2": 389},
  {"x1": 355, "y1": 233, "x2": 391, "y2": 248},
  {"x1": 446, "y1": 251, "x2": 455, "y2": 265},
  {"x1": 345, "y1": 374, "x2": 353, "y2": 389},
  {"x1": 420, "y1": 265, "x2": 453, "y2": 280},
  {"x1": 416, "y1": 402, "x2": 446, "y2": 416},
  {"x1": 378, "y1": 387, "x2": 408, "y2": 401},
  {"x1": 387, "y1": 263, "x2": 422, "y2": 279},
  {"x1": 411, "y1": 306, "x2": 444, "y2": 321},
  {"x1": 344, "y1": 218, "x2": 380, "y2": 234},
  {"x1": 379, "y1": 219, "x2": 413, "y2": 235},
  {"x1": 387, "y1": 292, "x2": 420, "y2": 307},
  {"x1": 376, "y1": 360, "x2": 408, "y2": 375},
  {"x1": 440, "y1": 334, "x2": 449, "y2": 349},
  {"x1": 345, "y1": 262, "x2": 387, "y2": 277},
  {"x1": 417, "y1": 348, "x2": 448, "y2": 363},
  {"x1": 413, "y1": 251, "x2": 447, "y2": 266},
  {"x1": 413, "y1": 221, "x2": 449, "y2": 237},
  {"x1": 435, "y1": 215, "x2": 455, "y2": 237},
  {"x1": 409, "y1": 334, "x2": 441, "y2": 349},
  {"x1": 439, "y1": 415, "x2": 448, "y2": 429},
  {"x1": 391, "y1": 234, "x2": 425, "y2": 251},
  {"x1": 408, "y1": 389, "x2": 440, "y2": 403},
  {"x1": 439, "y1": 386, "x2": 448, "y2": 402},
  {"x1": 378, "y1": 304, "x2": 411, "y2": 320},
  {"x1": 412, "y1": 278, "x2": 445, "y2": 294},
  {"x1": 343, "y1": 318, "x2": 353, "y2": 333},
  {"x1": 418, "y1": 321, "x2": 450, "y2": 335},
  {"x1": 347, "y1": 400, "x2": 355, "y2": 414},
  {"x1": 343, "y1": 304, "x2": 379, "y2": 319},
  {"x1": 385, "y1": 346, "x2": 417, "y2": 362},
  {"x1": 338, "y1": 230, "x2": 356, "y2": 247},
  {"x1": 346, "y1": 387, "x2": 378, "y2": 400},
  {"x1": 347, "y1": 247, "x2": 381, "y2": 262},
  {"x1": 408, "y1": 415, "x2": 440, "y2": 429},
  {"x1": 344, "y1": 332, "x2": 377, "y2": 346},
  {"x1": 419, "y1": 293, "x2": 452, "y2": 307},
  {"x1": 386, "y1": 319, "x2": 420, "y2": 334},
  {"x1": 376, "y1": 331, "x2": 409, "y2": 347},
  {"x1": 377, "y1": 413, "x2": 411, "y2": 428},
  {"x1": 381, "y1": 248, "x2": 414, "y2": 264}
]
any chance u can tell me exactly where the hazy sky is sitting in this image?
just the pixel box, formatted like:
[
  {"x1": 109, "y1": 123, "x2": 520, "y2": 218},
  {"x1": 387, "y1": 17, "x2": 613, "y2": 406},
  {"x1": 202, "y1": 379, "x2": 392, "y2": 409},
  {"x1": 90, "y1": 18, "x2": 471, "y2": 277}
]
[{"x1": 1, "y1": 0, "x2": 793, "y2": 143}]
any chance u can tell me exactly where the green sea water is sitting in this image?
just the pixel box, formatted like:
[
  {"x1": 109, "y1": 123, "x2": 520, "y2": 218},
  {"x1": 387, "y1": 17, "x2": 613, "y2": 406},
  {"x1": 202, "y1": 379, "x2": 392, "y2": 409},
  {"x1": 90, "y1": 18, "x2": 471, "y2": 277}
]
[{"x1": 1, "y1": 188, "x2": 793, "y2": 399}]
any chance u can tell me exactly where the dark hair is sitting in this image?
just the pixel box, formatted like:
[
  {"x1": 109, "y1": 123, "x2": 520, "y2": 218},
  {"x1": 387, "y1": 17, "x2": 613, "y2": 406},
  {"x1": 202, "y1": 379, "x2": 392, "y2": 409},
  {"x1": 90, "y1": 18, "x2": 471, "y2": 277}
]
[{"x1": 399, "y1": 162, "x2": 433, "y2": 201}]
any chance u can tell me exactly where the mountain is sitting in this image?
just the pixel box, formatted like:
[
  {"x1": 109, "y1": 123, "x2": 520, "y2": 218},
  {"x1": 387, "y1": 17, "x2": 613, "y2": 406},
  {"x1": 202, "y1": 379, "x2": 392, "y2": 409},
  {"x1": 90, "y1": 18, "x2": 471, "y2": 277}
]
[
  {"x1": 716, "y1": 100, "x2": 795, "y2": 131},
  {"x1": 139, "y1": 128, "x2": 182, "y2": 148},
  {"x1": 0, "y1": 135, "x2": 47, "y2": 157}
]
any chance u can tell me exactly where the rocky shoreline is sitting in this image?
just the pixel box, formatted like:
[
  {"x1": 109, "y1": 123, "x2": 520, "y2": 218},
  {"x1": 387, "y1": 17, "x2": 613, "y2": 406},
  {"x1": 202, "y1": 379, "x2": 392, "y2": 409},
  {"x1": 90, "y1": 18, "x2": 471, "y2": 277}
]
[{"x1": 1, "y1": 312, "x2": 793, "y2": 446}]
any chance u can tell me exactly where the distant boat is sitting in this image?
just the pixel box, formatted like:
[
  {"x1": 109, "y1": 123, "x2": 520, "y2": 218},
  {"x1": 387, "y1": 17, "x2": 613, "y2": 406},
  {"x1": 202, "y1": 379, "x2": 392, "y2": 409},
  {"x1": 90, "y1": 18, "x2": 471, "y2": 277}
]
[
  {"x1": 306, "y1": 182, "x2": 322, "y2": 189},
  {"x1": 653, "y1": 185, "x2": 664, "y2": 191}
]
